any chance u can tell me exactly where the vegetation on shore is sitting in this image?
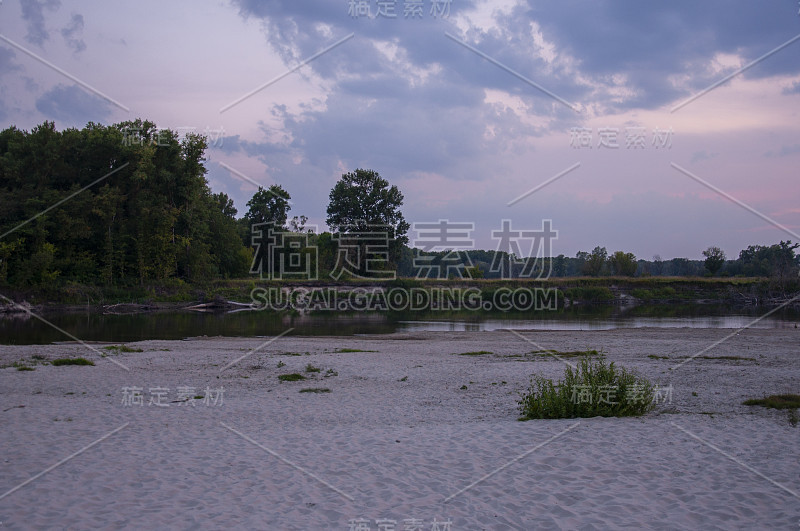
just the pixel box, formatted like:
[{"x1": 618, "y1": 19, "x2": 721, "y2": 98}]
[{"x1": 518, "y1": 357, "x2": 656, "y2": 419}]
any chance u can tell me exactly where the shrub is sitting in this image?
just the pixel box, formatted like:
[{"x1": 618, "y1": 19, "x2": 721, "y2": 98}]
[
  {"x1": 518, "y1": 357, "x2": 655, "y2": 419},
  {"x1": 563, "y1": 286, "x2": 614, "y2": 302}
]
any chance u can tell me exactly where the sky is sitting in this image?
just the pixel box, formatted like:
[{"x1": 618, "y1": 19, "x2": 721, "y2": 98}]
[{"x1": 0, "y1": 0, "x2": 799, "y2": 260}]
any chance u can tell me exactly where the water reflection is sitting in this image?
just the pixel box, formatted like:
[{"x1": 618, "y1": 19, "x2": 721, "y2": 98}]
[{"x1": 0, "y1": 305, "x2": 797, "y2": 345}]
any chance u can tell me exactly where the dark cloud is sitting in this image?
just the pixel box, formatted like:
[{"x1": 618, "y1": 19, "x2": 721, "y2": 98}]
[
  {"x1": 61, "y1": 13, "x2": 86, "y2": 53},
  {"x1": 19, "y1": 0, "x2": 61, "y2": 46},
  {"x1": 35, "y1": 83, "x2": 112, "y2": 126},
  {"x1": 764, "y1": 144, "x2": 800, "y2": 158},
  {"x1": 226, "y1": 0, "x2": 800, "y2": 212},
  {"x1": 0, "y1": 47, "x2": 22, "y2": 78}
]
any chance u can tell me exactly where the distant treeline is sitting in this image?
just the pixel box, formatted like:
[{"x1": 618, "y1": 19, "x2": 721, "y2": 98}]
[{"x1": 0, "y1": 121, "x2": 798, "y2": 291}]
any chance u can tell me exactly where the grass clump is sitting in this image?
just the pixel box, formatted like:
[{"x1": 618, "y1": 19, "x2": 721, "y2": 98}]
[
  {"x1": 518, "y1": 357, "x2": 655, "y2": 420},
  {"x1": 16, "y1": 366, "x2": 35, "y2": 371},
  {"x1": 744, "y1": 394, "x2": 800, "y2": 426},
  {"x1": 456, "y1": 350, "x2": 492, "y2": 356},
  {"x1": 305, "y1": 363, "x2": 321, "y2": 373},
  {"x1": 336, "y1": 348, "x2": 377, "y2": 353},
  {"x1": 103, "y1": 345, "x2": 143, "y2": 353},
  {"x1": 299, "y1": 388, "x2": 331, "y2": 393},
  {"x1": 742, "y1": 394, "x2": 800, "y2": 410},
  {"x1": 278, "y1": 373, "x2": 306, "y2": 382},
  {"x1": 51, "y1": 358, "x2": 95, "y2": 366}
]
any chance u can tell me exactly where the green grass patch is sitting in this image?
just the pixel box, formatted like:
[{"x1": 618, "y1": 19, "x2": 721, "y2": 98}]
[
  {"x1": 51, "y1": 358, "x2": 95, "y2": 366},
  {"x1": 299, "y1": 388, "x2": 331, "y2": 393},
  {"x1": 103, "y1": 345, "x2": 143, "y2": 353},
  {"x1": 336, "y1": 348, "x2": 377, "y2": 353},
  {"x1": 278, "y1": 373, "x2": 306, "y2": 382},
  {"x1": 16, "y1": 366, "x2": 35, "y2": 371},
  {"x1": 743, "y1": 394, "x2": 800, "y2": 410},
  {"x1": 305, "y1": 363, "x2": 321, "y2": 373},
  {"x1": 519, "y1": 357, "x2": 655, "y2": 420},
  {"x1": 456, "y1": 350, "x2": 492, "y2": 356}
]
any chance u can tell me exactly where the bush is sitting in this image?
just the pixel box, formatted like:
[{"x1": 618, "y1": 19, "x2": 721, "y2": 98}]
[
  {"x1": 518, "y1": 357, "x2": 655, "y2": 419},
  {"x1": 563, "y1": 286, "x2": 614, "y2": 302}
]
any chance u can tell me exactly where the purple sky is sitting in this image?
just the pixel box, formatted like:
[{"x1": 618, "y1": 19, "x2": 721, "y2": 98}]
[{"x1": 1, "y1": 0, "x2": 799, "y2": 259}]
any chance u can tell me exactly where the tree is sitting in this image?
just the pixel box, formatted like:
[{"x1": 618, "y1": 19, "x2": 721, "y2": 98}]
[
  {"x1": 651, "y1": 254, "x2": 663, "y2": 276},
  {"x1": 737, "y1": 240, "x2": 799, "y2": 283},
  {"x1": 582, "y1": 246, "x2": 607, "y2": 276},
  {"x1": 244, "y1": 185, "x2": 291, "y2": 228},
  {"x1": 609, "y1": 251, "x2": 637, "y2": 276},
  {"x1": 326, "y1": 169, "x2": 409, "y2": 272},
  {"x1": 702, "y1": 246, "x2": 726, "y2": 276}
]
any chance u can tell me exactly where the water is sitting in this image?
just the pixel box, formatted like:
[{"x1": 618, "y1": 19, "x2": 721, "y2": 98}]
[{"x1": 1, "y1": 305, "x2": 797, "y2": 345}]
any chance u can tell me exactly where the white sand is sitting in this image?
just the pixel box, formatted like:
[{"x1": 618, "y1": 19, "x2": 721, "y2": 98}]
[{"x1": 1, "y1": 328, "x2": 799, "y2": 529}]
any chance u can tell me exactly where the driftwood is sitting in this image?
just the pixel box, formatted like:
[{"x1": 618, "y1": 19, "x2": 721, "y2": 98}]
[{"x1": 0, "y1": 300, "x2": 31, "y2": 314}]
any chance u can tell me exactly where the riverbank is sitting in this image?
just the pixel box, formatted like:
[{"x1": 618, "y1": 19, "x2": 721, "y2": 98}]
[
  {"x1": 1, "y1": 328, "x2": 798, "y2": 528},
  {"x1": 1, "y1": 276, "x2": 795, "y2": 316}
]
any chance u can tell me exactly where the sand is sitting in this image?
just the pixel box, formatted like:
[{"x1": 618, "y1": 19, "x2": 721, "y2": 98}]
[{"x1": 1, "y1": 327, "x2": 799, "y2": 529}]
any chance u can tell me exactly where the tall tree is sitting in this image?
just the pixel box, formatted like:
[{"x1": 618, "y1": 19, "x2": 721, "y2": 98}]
[
  {"x1": 582, "y1": 246, "x2": 607, "y2": 276},
  {"x1": 326, "y1": 168, "x2": 409, "y2": 273},
  {"x1": 609, "y1": 251, "x2": 637, "y2": 276},
  {"x1": 244, "y1": 185, "x2": 291, "y2": 228},
  {"x1": 702, "y1": 246, "x2": 726, "y2": 276}
]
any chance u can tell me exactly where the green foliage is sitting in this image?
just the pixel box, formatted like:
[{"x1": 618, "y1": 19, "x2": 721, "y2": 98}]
[
  {"x1": 742, "y1": 394, "x2": 800, "y2": 409},
  {"x1": 563, "y1": 286, "x2": 614, "y2": 302},
  {"x1": 702, "y1": 246, "x2": 726, "y2": 275},
  {"x1": 456, "y1": 350, "x2": 492, "y2": 356},
  {"x1": 103, "y1": 345, "x2": 143, "y2": 353},
  {"x1": 305, "y1": 363, "x2": 321, "y2": 373},
  {"x1": 631, "y1": 287, "x2": 677, "y2": 300},
  {"x1": 518, "y1": 357, "x2": 655, "y2": 419},
  {"x1": 609, "y1": 251, "x2": 637, "y2": 276},
  {"x1": 581, "y1": 246, "x2": 608, "y2": 276},
  {"x1": 326, "y1": 169, "x2": 409, "y2": 275},
  {"x1": 0, "y1": 120, "x2": 250, "y2": 287},
  {"x1": 244, "y1": 185, "x2": 291, "y2": 228},
  {"x1": 51, "y1": 357, "x2": 95, "y2": 366},
  {"x1": 299, "y1": 388, "x2": 331, "y2": 393}
]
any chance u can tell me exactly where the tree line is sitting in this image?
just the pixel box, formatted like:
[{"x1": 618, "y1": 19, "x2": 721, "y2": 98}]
[{"x1": 0, "y1": 121, "x2": 797, "y2": 289}]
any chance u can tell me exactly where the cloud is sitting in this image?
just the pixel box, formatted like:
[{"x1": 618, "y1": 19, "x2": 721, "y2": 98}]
[
  {"x1": 60, "y1": 13, "x2": 86, "y2": 53},
  {"x1": 690, "y1": 150, "x2": 717, "y2": 163},
  {"x1": 783, "y1": 81, "x2": 800, "y2": 95},
  {"x1": 20, "y1": 0, "x2": 61, "y2": 46},
  {"x1": 34, "y1": 83, "x2": 112, "y2": 126},
  {"x1": 764, "y1": 144, "x2": 800, "y2": 158},
  {"x1": 0, "y1": 47, "x2": 22, "y2": 78}
]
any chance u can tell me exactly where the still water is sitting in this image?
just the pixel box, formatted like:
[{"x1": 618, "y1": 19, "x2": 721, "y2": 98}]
[{"x1": 1, "y1": 305, "x2": 797, "y2": 345}]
